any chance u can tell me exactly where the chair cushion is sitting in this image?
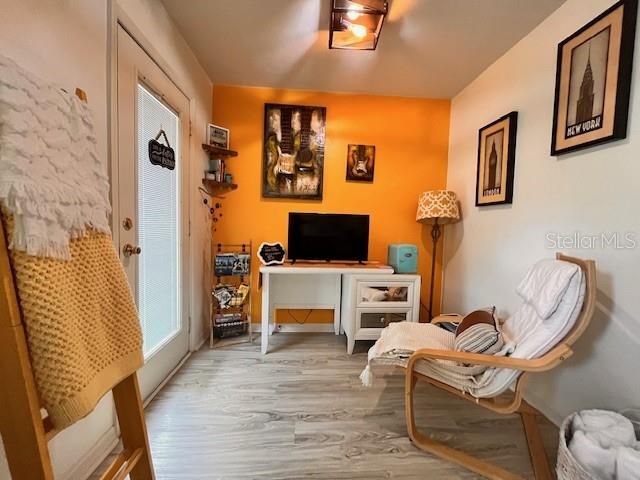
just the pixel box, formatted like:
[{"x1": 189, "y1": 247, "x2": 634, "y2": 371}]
[
  {"x1": 516, "y1": 259, "x2": 580, "y2": 319},
  {"x1": 413, "y1": 261, "x2": 585, "y2": 399},
  {"x1": 472, "y1": 265, "x2": 586, "y2": 397}
]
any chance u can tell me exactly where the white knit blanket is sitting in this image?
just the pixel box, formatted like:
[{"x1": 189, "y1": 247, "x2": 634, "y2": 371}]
[
  {"x1": 0, "y1": 55, "x2": 111, "y2": 259},
  {"x1": 360, "y1": 321, "x2": 515, "y2": 393}
]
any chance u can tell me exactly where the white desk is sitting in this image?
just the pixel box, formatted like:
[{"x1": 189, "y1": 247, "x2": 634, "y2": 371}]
[{"x1": 259, "y1": 262, "x2": 394, "y2": 354}]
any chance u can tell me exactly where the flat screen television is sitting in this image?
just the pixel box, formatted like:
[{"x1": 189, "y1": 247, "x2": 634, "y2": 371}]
[{"x1": 288, "y1": 213, "x2": 369, "y2": 262}]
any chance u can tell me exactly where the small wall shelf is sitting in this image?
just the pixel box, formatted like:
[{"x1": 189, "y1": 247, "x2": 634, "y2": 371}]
[
  {"x1": 202, "y1": 143, "x2": 238, "y2": 195},
  {"x1": 202, "y1": 178, "x2": 238, "y2": 196},
  {"x1": 202, "y1": 143, "x2": 238, "y2": 158}
]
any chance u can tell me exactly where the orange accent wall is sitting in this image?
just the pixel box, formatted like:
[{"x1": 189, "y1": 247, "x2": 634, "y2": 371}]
[{"x1": 211, "y1": 85, "x2": 450, "y2": 324}]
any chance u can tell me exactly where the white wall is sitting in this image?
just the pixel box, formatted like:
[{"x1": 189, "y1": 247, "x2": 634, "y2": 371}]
[
  {"x1": 0, "y1": 0, "x2": 212, "y2": 478},
  {"x1": 444, "y1": 0, "x2": 640, "y2": 424}
]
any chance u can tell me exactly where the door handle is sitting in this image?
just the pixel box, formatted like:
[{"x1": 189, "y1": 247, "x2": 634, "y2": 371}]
[{"x1": 123, "y1": 243, "x2": 142, "y2": 257}]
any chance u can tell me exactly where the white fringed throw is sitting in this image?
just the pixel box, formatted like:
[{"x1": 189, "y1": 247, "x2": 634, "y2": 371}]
[
  {"x1": 360, "y1": 322, "x2": 457, "y2": 387},
  {"x1": 0, "y1": 55, "x2": 111, "y2": 259},
  {"x1": 361, "y1": 321, "x2": 515, "y2": 392}
]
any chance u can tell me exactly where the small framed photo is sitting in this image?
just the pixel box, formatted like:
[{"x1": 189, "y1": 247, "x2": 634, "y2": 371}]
[
  {"x1": 551, "y1": 0, "x2": 637, "y2": 155},
  {"x1": 207, "y1": 124, "x2": 230, "y2": 149},
  {"x1": 346, "y1": 144, "x2": 375, "y2": 182},
  {"x1": 476, "y1": 111, "x2": 518, "y2": 207}
]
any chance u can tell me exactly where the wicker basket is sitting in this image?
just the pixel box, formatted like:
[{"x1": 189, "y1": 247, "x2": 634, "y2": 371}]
[
  {"x1": 213, "y1": 320, "x2": 248, "y2": 339},
  {"x1": 620, "y1": 408, "x2": 640, "y2": 438},
  {"x1": 556, "y1": 413, "x2": 596, "y2": 480}
]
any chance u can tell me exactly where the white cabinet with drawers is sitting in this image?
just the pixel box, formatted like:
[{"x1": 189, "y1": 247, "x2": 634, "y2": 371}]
[{"x1": 341, "y1": 274, "x2": 421, "y2": 354}]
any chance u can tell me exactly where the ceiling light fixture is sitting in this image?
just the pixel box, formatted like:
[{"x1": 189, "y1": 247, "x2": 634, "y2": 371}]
[
  {"x1": 349, "y1": 23, "x2": 368, "y2": 39},
  {"x1": 329, "y1": 0, "x2": 388, "y2": 51}
]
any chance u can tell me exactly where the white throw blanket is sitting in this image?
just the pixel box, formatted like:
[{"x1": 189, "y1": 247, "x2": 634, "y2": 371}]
[
  {"x1": 568, "y1": 410, "x2": 640, "y2": 480},
  {"x1": 0, "y1": 55, "x2": 111, "y2": 259},
  {"x1": 360, "y1": 321, "x2": 515, "y2": 390}
]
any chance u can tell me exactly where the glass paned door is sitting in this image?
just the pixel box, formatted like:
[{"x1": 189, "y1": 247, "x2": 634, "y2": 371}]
[
  {"x1": 137, "y1": 84, "x2": 181, "y2": 357},
  {"x1": 117, "y1": 25, "x2": 190, "y2": 399}
]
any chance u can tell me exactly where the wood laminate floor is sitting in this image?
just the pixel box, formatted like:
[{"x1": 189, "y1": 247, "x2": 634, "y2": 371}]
[{"x1": 91, "y1": 333, "x2": 559, "y2": 479}]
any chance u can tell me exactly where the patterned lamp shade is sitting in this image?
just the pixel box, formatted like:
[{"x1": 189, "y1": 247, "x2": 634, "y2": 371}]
[{"x1": 416, "y1": 190, "x2": 460, "y2": 225}]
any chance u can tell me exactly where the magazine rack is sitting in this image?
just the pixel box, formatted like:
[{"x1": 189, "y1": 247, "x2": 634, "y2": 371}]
[{"x1": 210, "y1": 242, "x2": 253, "y2": 347}]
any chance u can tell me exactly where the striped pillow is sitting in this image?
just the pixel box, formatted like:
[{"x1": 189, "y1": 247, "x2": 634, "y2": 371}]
[{"x1": 454, "y1": 308, "x2": 504, "y2": 355}]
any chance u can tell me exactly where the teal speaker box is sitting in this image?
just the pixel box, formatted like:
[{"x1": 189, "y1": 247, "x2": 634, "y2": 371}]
[{"x1": 388, "y1": 244, "x2": 418, "y2": 273}]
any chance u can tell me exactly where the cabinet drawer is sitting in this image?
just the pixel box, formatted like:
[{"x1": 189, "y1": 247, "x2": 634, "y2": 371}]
[
  {"x1": 356, "y1": 281, "x2": 414, "y2": 308},
  {"x1": 359, "y1": 310, "x2": 409, "y2": 328}
]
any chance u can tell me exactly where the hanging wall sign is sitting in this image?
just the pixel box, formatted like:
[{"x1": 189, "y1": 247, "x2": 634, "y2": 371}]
[
  {"x1": 148, "y1": 129, "x2": 175, "y2": 170},
  {"x1": 257, "y1": 242, "x2": 286, "y2": 266}
]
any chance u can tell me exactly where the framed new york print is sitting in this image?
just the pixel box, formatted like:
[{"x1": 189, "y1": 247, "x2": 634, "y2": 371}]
[
  {"x1": 551, "y1": 0, "x2": 637, "y2": 155},
  {"x1": 476, "y1": 112, "x2": 518, "y2": 207}
]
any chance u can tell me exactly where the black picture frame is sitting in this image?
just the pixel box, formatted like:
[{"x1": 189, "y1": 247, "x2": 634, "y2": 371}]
[
  {"x1": 262, "y1": 103, "x2": 326, "y2": 200},
  {"x1": 475, "y1": 111, "x2": 518, "y2": 207},
  {"x1": 551, "y1": 0, "x2": 637, "y2": 155}
]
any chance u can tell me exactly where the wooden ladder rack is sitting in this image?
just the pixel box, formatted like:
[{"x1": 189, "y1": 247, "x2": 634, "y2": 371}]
[{"x1": 0, "y1": 88, "x2": 154, "y2": 480}]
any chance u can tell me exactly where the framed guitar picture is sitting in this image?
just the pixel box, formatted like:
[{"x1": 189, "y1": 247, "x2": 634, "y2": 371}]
[
  {"x1": 346, "y1": 144, "x2": 375, "y2": 182},
  {"x1": 262, "y1": 103, "x2": 326, "y2": 200},
  {"x1": 551, "y1": 0, "x2": 638, "y2": 155}
]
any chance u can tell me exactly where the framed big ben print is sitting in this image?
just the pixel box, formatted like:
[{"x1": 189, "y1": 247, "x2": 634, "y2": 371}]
[{"x1": 476, "y1": 112, "x2": 518, "y2": 207}]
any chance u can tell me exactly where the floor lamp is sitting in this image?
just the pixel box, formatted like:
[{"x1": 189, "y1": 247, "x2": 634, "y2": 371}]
[{"x1": 416, "y1": 190, "x2": 460, "y2": 321}]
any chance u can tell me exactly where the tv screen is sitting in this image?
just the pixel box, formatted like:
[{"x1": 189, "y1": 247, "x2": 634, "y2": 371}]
[{"x1": 288, "y1": 213, "x2": 369, "y2": 262}]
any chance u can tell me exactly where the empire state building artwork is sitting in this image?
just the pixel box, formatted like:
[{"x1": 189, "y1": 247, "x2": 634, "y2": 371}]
[
  {"x1": 551, "y1": 0, "x2": 637, "y2": 156},
  {"x1": 575, "y1": 51, "x2": 595, "y2": 124},
  {"x1": 565, "y1": 28, "x2": 610, "y2": 138}
]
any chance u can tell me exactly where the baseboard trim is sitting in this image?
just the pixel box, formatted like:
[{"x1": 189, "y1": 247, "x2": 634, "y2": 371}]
[
  {"x1": 253, "y1": 323, "x2": 335, "y2": 333},
  {"x1": 60, "y1": 426, "x2": 118, "y2": 480},
  {"x1": 143, "y1": 350, "x2": 193, "y2": 408},
  {"x1": 193, "y1": 335, "x2": 207, "y2": 352}
]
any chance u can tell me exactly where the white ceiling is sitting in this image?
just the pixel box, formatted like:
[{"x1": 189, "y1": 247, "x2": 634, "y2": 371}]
[{"x1": 160, "y1": 0, "x2": 566, "y2": 99}]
